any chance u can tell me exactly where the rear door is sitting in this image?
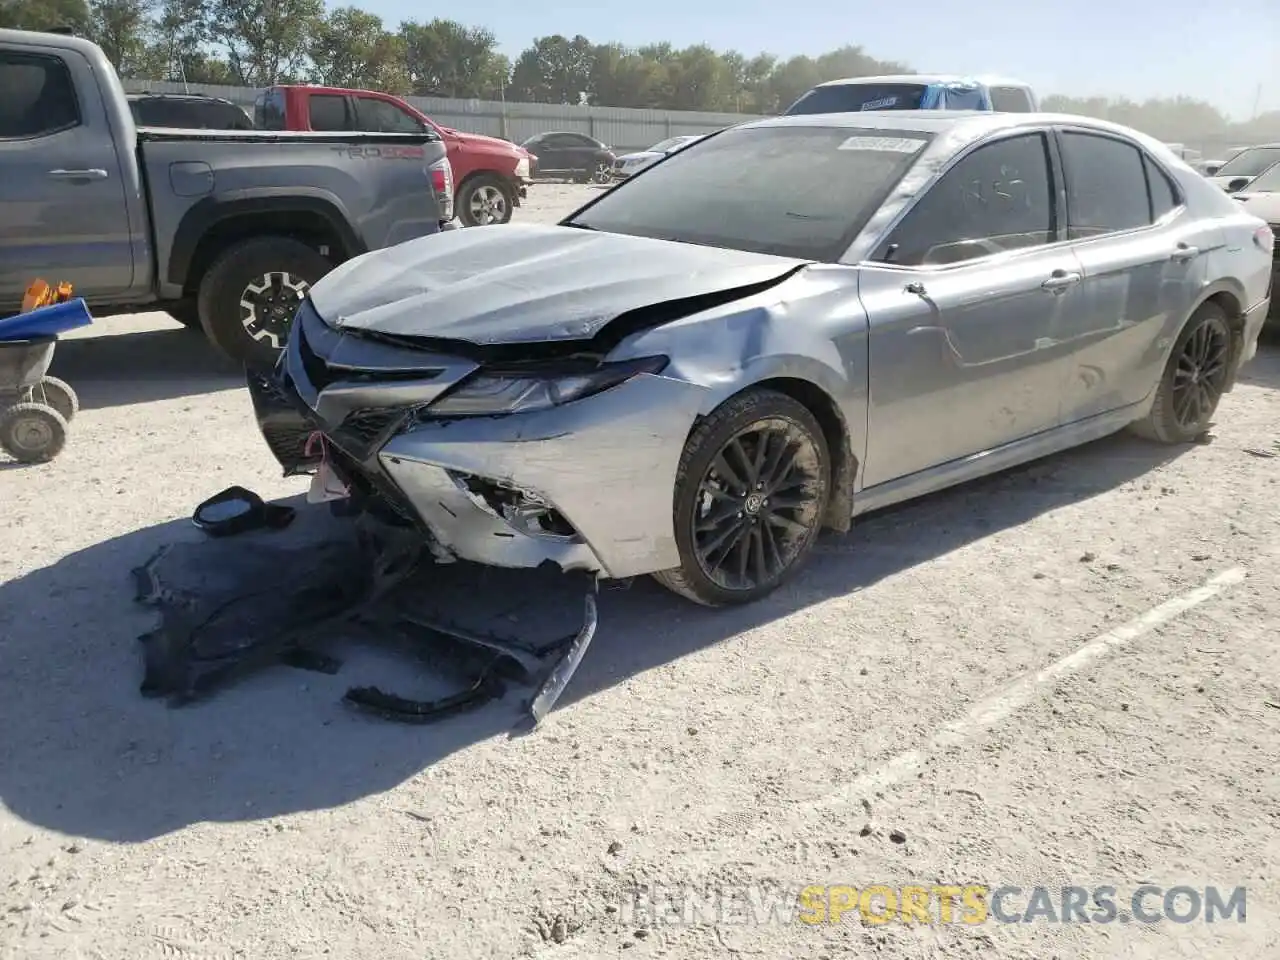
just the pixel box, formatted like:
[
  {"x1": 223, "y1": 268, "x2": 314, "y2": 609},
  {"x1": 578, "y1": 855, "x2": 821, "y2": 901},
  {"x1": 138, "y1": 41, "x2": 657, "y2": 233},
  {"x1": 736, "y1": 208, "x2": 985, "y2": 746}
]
[
  {"x1": 0, "y1": 44, "x2": 136, "y2": 302},
  {"x1": 1052, "y1": 127, "x2": 1208, "y2": 422}
]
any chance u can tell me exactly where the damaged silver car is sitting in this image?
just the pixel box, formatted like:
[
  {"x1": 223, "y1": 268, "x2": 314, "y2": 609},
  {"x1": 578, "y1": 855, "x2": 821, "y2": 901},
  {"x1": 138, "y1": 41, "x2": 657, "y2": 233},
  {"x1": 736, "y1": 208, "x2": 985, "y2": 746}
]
[{"x1": 248, "y1": 111, "x2": 1274, "y2": 606}]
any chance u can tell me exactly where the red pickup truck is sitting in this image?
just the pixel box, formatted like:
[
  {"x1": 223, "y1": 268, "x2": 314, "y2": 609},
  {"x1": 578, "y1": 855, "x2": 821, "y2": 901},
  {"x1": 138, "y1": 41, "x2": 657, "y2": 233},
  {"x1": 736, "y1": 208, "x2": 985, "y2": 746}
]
[{"x1": 254, "y1": 85, "x2": 533, "y2": 227}]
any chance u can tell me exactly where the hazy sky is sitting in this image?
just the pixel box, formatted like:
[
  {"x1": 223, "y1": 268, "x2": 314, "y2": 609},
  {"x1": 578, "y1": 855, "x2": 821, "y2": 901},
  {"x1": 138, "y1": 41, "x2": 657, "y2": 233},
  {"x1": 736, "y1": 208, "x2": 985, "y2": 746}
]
[{"x1": 365, "y1": 0, "x2": 1279, "y2": 119}]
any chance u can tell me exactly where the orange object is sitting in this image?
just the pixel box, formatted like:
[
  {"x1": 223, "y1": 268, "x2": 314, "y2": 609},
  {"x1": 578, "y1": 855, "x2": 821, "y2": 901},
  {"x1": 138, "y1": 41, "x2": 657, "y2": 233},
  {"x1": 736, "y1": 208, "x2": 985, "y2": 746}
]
[{"x1": 21, "y1": 279, "x2": 74, "y2": 313}]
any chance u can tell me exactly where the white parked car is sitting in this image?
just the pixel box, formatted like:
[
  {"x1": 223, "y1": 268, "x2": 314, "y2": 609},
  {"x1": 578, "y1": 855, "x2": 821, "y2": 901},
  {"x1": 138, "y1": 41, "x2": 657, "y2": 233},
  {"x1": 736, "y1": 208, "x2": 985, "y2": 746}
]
[
  {"x1": 1207, "y1": 142, "x2": 1280, "y2": 192},
  {"x1": 612, "y1": 135, "x2": 707, "y2": 178}
]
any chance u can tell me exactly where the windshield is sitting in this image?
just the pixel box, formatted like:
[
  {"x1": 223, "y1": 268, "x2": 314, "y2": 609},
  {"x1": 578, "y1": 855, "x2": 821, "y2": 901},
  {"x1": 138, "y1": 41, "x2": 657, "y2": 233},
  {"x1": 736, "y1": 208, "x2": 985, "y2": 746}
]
[
  {"x1": 785, "y1": 83, "x2": 928, "y2": 115},
  {"x1": 1217, "y1": 146, "x2": 1280, "y2": 178},
  {"x1": 647, "y1": 137, "x2": 685, "y2": 153},
  {"x1": 563, "y1": 125, "x2": 930, "y2": 261},
  {"x1": 1246, "y1": 161, "x2": 1280, "y2": 193}
]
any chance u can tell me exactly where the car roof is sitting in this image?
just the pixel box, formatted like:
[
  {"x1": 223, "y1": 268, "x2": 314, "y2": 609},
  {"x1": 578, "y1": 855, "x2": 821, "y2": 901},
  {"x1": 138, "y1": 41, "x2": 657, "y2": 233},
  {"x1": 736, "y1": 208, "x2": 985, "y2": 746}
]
[
  {"x1": 813, "y1": 73, "x2": 1033, "y2": 89},
  {"x1": 739, "y1": 110, "x2": 1137, "y2": 138},
  {"x1": 128, "y1": 93, "x2": 237, "y2": 105}
]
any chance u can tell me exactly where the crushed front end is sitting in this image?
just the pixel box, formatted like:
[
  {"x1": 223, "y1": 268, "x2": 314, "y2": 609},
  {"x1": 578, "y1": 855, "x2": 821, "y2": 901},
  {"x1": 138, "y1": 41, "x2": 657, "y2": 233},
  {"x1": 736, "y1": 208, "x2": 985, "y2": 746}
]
[{"x1": 246, "y1": 299, "x2": 706, "y2": 580}]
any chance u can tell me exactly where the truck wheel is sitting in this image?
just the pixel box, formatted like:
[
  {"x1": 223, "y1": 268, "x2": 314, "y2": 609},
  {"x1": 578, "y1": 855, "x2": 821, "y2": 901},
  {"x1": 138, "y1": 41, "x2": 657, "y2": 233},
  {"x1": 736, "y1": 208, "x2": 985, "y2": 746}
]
[
  {"x1": 196, "y1": 237, "x2": 332, "y2": 368},
  {"x1": 457, "y1": 175, "x2": 514, "y2": 226}
]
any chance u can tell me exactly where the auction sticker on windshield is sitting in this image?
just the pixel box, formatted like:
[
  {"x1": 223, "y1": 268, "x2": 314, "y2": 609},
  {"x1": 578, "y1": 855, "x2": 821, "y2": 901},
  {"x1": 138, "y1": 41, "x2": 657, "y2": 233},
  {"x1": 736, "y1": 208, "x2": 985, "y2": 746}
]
[{"x1": 837, "y1": 136, "x2": 925, "y2": 153}]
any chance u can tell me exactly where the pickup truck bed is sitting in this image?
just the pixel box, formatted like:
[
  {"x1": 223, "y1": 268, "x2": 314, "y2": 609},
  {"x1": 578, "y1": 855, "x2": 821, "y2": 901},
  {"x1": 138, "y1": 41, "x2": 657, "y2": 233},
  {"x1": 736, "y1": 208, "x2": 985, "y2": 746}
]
[{"x1": 0, "y1": 28, "x2": 454, "y2": 365}]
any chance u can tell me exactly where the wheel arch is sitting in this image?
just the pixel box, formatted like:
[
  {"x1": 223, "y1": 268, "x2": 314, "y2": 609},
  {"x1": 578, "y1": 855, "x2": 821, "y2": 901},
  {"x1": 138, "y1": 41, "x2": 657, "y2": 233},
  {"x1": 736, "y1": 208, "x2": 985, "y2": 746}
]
[
  {"x1": 1185, "y1": 279, "x2": 1249, "y2": 391},
  {"x1": 168, "y1": 191, "x2": 364, "y2": 295},
  {"x1": 691, "y1": 375, "x2": 858, "y2": 534}
]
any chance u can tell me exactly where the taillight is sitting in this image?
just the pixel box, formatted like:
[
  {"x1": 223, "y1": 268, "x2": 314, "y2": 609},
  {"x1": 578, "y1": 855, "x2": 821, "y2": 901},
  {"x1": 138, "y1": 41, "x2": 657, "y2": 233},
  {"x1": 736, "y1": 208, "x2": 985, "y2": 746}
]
[
  {"x1": 428, "y1": 158, "x2": 454, "y2": 221},
  {"x1": 1253, "y1": 224, "x2": 1274, "y2": 252}
]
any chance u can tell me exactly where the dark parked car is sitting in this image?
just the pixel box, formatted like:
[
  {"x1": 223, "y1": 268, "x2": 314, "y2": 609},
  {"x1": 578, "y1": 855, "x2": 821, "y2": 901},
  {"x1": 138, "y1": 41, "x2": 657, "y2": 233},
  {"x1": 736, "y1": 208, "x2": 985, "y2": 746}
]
[
  {"x1": 520, "y1": 131, "x2": 615, "y2": 183},
  {"x1": 127, "y1": 93, "x2": 255, "y2": 130}
]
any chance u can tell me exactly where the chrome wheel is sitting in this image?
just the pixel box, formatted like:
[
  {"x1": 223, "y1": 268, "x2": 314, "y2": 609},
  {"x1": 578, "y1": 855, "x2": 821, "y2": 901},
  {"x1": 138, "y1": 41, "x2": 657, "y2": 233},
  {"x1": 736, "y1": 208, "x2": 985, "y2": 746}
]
[
  {"x1": 239, "y1": 271, "x2": 309, "y2": 350},
  {"x1": 692, "y1": 418, "x2": 825, "y2": 592},
  {"x1": 591, "y1": 162, "x2": 612, "y2": 185},
  {"x1": 467, "y1": 184, "x2": 509, "y2": 225},
  {"x1": 1171, "y1": 313, "x2": 1230, "y2": 430}
]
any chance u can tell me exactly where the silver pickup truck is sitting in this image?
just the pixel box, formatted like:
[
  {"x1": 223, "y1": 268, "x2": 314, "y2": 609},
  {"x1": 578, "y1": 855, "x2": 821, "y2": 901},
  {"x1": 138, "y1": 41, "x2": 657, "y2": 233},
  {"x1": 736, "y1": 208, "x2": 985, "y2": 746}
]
[{"x1": 0, "y1": 28, "x2": 455, "y2": 366}]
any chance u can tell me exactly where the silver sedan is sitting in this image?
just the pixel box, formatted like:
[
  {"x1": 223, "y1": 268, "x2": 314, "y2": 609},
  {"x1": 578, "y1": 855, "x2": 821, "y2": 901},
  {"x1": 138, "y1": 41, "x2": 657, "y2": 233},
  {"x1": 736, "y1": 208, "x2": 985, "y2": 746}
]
[{"x1": 248, "y1": 111, "x2": 1274, "y2": 607}]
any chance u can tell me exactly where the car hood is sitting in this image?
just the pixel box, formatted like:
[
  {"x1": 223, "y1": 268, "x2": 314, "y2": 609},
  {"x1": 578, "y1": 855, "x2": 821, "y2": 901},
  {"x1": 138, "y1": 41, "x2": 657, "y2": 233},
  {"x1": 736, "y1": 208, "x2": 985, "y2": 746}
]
[
  {"x1": 618, "y1": 151, "x2": 662, "y2": 162},
  {"x1": 308, "y1": 223, "x2": 807, "y2": 345},
  {"x1": 1234, "y1": 190, "x2": 1280, "y2": 223},
  {"x1": 447, "y1": 128, "x2": 521, "y2": 154}
]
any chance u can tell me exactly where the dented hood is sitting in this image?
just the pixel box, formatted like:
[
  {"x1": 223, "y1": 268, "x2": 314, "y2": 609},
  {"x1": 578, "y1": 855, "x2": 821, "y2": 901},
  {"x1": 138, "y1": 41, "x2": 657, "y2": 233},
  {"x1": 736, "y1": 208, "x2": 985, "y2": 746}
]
[{"x1": 307, "y1": 222, "x2": 807, "y2": 345}]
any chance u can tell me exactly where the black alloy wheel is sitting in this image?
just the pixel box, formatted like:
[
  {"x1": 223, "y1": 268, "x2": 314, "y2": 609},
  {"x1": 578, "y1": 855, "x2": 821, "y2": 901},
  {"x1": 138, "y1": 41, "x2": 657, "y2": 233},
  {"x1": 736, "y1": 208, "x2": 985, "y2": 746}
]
[
  {"x1": 654, "y1": 389, "x2": 830, "y2": 606},
  {"x1": 1131, "y1": 302, "x2": 1233, "y2": 443}
]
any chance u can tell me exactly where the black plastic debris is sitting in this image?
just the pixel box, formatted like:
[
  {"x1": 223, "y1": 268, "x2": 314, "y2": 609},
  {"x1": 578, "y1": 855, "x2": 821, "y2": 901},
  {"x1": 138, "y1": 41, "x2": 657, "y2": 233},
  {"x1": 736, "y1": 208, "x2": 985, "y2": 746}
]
[
  {"x1": 191, "y1": 485, "x2": 296, "y2": 537},
  {"x1": 132, "y1": 498, "x2": 601, "y2": 727}
]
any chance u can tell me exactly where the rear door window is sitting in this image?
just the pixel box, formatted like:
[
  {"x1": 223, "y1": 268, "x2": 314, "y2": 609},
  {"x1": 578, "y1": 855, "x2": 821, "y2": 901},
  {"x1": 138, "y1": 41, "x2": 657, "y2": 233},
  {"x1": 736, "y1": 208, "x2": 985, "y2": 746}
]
[
  {"x1": 0, "y1": 51, "x2": 79, "y2": 139},
  {"x1": 308, "y1": 94, "x2": 353, "y2": 131},
  {"x1": 1060, "y1": 131, "x2": 1151, "y2": 238}
]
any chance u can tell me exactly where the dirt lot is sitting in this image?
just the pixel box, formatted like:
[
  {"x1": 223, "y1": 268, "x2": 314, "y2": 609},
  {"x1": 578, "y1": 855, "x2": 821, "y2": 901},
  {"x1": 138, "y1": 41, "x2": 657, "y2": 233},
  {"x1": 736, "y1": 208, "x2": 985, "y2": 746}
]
[{"x1": 2, "y1": 183, "x2": 1279, "y2": 960}]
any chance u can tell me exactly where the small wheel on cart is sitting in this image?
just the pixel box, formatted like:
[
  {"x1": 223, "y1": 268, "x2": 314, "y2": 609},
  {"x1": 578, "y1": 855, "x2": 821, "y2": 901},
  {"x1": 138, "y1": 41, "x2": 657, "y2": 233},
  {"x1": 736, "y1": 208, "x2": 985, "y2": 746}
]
[
  {"x1": 0, "y1": 402, "x2": 68, "y2": 464},
  {"x1": 33, "y1": 376, "x2": 78, "y2": 422}
]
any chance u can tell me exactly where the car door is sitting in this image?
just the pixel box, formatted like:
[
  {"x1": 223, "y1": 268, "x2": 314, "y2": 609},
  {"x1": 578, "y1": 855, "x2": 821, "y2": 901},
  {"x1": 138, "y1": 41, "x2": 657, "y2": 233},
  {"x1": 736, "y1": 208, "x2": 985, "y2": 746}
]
[
  {"x1": 0, "y1": 45, "x2": 136, "y2": 303},
  {"x1": 540, "y1": 134, "x2": 579, "y2": 173},
  {"x1": 856, "y1": 129, "x2": 1086, "y2": 487},
  {"x1": 560, "y1": 134, "x2": 599, "y2": 174},
  {"x1": 1052, "y1": 127, "x2": 1210, "y2": 422}
]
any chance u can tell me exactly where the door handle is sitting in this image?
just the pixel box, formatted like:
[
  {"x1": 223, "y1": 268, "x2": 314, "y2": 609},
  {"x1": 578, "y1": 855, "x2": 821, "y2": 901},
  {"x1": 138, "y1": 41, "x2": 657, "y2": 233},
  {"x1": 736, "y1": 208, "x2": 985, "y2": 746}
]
[
  {"x1": 1041, "y1": 270, "x2": 1081, "y2": 293},
  {"x1": 1170, "y1": 243, "x2": 1200, "y2": 262},
  {"x1": 904, "y1": 281, "x2": 927, "y2": 296},
  {"x1": 47, "y1": 168, "x2": 108, "y2": 181}
]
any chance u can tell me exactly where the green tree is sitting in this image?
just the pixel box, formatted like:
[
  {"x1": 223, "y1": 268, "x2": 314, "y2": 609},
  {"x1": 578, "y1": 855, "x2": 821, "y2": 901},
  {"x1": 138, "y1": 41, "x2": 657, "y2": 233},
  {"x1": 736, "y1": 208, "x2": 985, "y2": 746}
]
[
  {"x1": 210, "y1": 0, "x2": 322, "y2": 86},
  {"x1": 509, "y1": 34, "x2": 594, "y2": 104},
  {"x1": 87, "y1": 0, "x2": 154, "y2": 77},
  {"x1": 399, "y1": 19, "x2": 507, "y2": 98},
  {"x1": 311, "y1": 7, "x2": 408, "y2": 93},
  {"x1": 0, "y1": 0, "x2": 91, "y2": 32}
]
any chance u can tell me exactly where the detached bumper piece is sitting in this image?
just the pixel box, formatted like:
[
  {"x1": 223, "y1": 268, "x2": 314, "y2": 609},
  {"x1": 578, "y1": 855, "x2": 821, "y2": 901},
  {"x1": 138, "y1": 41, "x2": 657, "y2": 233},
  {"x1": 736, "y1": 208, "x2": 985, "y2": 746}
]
[{"x1": 132, "y1": 504, "x2": 601, "y2": 728}]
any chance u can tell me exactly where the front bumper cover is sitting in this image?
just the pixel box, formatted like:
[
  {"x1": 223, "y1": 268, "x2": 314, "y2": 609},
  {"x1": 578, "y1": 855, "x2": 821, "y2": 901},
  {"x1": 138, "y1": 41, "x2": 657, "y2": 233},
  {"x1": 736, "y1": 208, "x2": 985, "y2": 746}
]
[{"x1": 249, "y1": 301, "x2": 707, "y2": 579}]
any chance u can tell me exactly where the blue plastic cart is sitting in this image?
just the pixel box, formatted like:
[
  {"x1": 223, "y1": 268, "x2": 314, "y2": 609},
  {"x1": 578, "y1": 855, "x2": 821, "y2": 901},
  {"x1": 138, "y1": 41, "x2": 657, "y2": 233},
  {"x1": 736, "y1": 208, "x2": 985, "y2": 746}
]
[{"x1": 0, "y1": 298, "x2": 93, "y2": 463}]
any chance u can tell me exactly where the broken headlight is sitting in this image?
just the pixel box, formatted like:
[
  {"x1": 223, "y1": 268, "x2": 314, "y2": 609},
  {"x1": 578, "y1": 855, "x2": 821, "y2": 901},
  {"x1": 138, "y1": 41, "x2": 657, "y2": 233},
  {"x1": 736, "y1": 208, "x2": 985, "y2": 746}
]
[{"x1": 429, "y1": 355, "x2": 668, "y2": 416}]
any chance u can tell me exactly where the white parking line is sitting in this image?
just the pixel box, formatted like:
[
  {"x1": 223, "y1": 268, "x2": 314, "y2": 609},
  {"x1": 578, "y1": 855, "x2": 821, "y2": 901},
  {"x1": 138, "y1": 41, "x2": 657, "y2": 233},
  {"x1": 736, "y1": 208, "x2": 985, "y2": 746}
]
[{"x1": 765, "y1": 565, "x2": 1249, "y2": 832}]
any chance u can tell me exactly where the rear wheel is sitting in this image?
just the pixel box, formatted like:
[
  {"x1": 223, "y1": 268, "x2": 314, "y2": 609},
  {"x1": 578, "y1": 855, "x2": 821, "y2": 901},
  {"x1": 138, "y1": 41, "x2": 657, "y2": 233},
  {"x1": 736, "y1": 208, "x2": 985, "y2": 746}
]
[
  {"x1": 196, "y1": 236, "x2": 332, "y2": 368},
  {"x1": 1131, "y1": 302, "x2": 1232, "y2": 443},
  {"x1": 652, "y1": 389, "x2": 830, "y2": 607}
]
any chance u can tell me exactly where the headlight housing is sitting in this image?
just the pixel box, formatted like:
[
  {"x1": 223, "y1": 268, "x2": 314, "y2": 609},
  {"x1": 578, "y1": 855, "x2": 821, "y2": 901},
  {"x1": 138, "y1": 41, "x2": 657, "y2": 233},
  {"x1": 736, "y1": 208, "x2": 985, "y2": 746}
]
[{"x1": 428, "y1": 355, "x2": 669, "y2": 417}]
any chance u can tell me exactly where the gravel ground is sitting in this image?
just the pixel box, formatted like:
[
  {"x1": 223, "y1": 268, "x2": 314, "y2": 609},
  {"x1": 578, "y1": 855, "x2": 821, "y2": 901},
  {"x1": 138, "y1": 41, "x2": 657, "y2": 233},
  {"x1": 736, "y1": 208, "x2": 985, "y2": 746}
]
[{"x1": 2, "y1": 183, "x2": 1279, "y2": 960}]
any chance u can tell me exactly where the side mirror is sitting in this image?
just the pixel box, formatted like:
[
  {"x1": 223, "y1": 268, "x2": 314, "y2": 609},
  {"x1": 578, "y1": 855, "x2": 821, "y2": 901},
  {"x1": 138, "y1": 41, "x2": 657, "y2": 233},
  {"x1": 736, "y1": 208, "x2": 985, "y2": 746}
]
[
  {"x1": 1227, "y1": 178, "x2": 1250, "y2": 193},
  {"x1": 1203, "y1": 163, "x2": 1222, "y2": 176},
  {"x1": 192, "y1": 485, "x2": 295, "y2": 536}
]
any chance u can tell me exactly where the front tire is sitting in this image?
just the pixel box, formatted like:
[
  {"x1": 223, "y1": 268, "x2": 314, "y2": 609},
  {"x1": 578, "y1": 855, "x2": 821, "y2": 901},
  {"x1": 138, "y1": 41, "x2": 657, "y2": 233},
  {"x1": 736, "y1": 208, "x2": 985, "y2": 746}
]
[
  {"x1": 652, "y1": 389, "x2": 830, "y2": 607},
  {"x1": 196, "y1": 237, "x2": 332, "y2": 368},
  {"x1": 1131, "y1": 302, "x2": 1232, "y2": 443},
  {"x1": 456, "y1": 175, "x2": 514, "y2": 226}
]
